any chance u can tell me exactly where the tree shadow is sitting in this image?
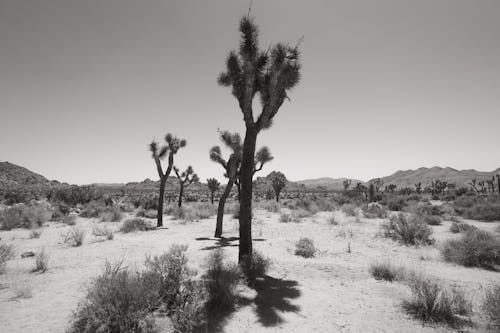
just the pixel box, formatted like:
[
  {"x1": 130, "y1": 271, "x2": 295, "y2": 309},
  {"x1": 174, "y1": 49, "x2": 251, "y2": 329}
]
[
  {"x1": 253, "y1": 275, "x2": 301, "y2": 327},
  {"x1": 195, "y1": 237, "x2": 266, "y2": 251}
]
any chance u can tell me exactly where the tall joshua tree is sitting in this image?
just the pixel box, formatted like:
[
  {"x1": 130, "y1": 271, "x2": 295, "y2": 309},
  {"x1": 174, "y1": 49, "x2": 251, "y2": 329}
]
[
  {"x1": 207, "y1": 178, "x2": 220, "y2": 204},
  {"x1": 270, "y1": 172, "x2": 287, "y2": 202},
  {"x1": 174, "y1": 166, "x2": 199, "y2": 207},
  {"x1": 149, "y1": 134, "x2": 186, "y2": 227},
  {"x1": 210, "y1": 130, "x2": 273, "y2": 238},
  {"x1": 218, "y1": 16, "x2": 301, "y2": 263}
]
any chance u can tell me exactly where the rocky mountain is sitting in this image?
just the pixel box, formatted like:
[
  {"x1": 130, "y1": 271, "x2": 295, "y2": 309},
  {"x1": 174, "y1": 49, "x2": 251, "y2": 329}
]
[
  {"x1": 296, "y1": 177, "x2": 364, "y2": 191},
  {"x1": 0, "y1": 162, "x2": 51, "y2": 189},
  {"x1": 370, "y1": 166, "x2": 500, "y2": 189}
]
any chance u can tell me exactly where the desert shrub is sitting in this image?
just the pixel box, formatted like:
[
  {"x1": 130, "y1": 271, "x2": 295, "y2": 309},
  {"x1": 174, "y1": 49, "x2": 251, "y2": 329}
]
[
  {"x1": 369, "y1": 261, "x2": 404, "y2": 282},
  {"x1": 190, "y1": 203, "x2": 217, "y2": 220},
  {"x1": 136, "y1": 208, "x2": 158, "y2": 219},
  {"x1": 120, "y1": 218, "x2": 149, "y2": 233},
  {"x1": 132, "y1": 194, "x2": 159, "y2": 211},
  {"x1": 258, "y1": 200, "x2": 281, "y2": 213},
  {"x1": 63, "y1": 215, "x2": 77, "y2": 225},
  {"x1": 92, "y1": 226, "x2": 114, "y2": 240},
  {"x1": 70, "y1": 245, "x2": 207, "y2": 333},
  {"x1": 314, "y1": 197, "x2": 338, "y2": 212},
  {"x1": 295, "y1": 237, "x2": 316, "y2": 258},
  {"x1": 32, "y1": 248, "x2": 49, "y2": 273},
  {"x1": 284, "y1": 197, "x2": 320, "y2": 214},
  {"x1": 423, "y1": 215, "x2": 442, "y2": 226},
  {"x1": 0, "y1": 243, "x2": 14, "y2": 274},
  {"x1": 362, "y1": 203, "x2": 388, "y2": 219},
  {"x1": 327, "y1": 215, "x2": 338, "y2": 225},
  {"x1": 49, "y1": 184, "x2": 102, "y2": 206},
  {"x1": 203, "y1": 249, "x2": 240, "y2": 311},
  {"x1": 99, "y1": 207, "x2": 123, "y2": 222},
  {"x1": 402, "y1": 275, "x2": 471, "y2": 328},
  {"x1": 29, "y1": 229, "x2": 42, "y2": 239},
  {"x1": 482, "y1": 284, "x2": 500, "y2": 329},
  {"x1": 411, "y1": 203, "x2": 443, "y2": 217},
  {"x1": 0, "y1": 202, "x2": 51, "y2": 230},
  {"x1": 381, "y1": 213, "x2": 434, "y2": 246},
  {"x1": 280, "y1": 212, "x2": 293, "y2": 223},
  {"x1": 240, "y1": 251, "x2": 271, "y2": 285},
  {"x1": 449, "y1": 221, "x2": 476, "y2": 234},
  {"x1": 384, "y1": 195, "x2": 407, "y2": 211},
  {"x1": 63, "y1": 227, "x2": 85, "y2": 247},
  {"x1": 51, "y1": 203, "x2": 70, "y2": 221},
  {"x1": 78, "y1": 201, "x2": 107, "y2": 218},
  {"x1": 454, "y1": 195, "x2": 500, "y2": 222},
  {"x1": 341, "y1": 203, "x2": 357, "y2": 217},
  {"x1": 441, "y1": 229, "x2": 500, "y2": 269}
]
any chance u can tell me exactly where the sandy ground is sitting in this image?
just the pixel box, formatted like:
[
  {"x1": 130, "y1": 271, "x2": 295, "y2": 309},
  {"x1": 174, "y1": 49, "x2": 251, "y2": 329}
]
[{"x1": 0, "y1": 208, "x2": 499, "y2": 333}]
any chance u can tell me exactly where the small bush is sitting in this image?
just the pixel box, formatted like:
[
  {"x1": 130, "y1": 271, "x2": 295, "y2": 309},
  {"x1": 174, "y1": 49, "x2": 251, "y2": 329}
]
[
  {"x1": 449, "y1": 221, "x2": 476, "y2": 234},
  {"x1": 369, "y1": 261, "x2": 404, "y2": 282},
  {"x1": 136, "y1": 208, "x2": 158, "y2": 219},
  {"x1": 32, "y1": 248, "x2": 49, "y2": 273},
  {"x1": 423, "y1": 214, "x2": 442, "y2": 226},
  {"x1": 203, "y1": 249, "x2": 240, "y2": 311},
  {"x1": 454, "y1": 196, "x2": 500, "y2": 222},
  {"x1": 29, "y1": 229, "x2": 42, "y2": 239},
  {"x1": 78, "y1": 201, "x2": 107, "y2": 218},
  {"x1": 280, "y1": 212, "x2": 293, "y2": 223},
  {"x1": 482, "y1": 284, "x2": 500, "y2": 329},
  {"x1": 63, "y1": 227, "x2": 85, "y2": 247},
  {"x1": 120, "y1": 218, "x2": 149, "y2": 233},
  {"x1": 362, "y1": 203, "x2": 388, "y2": 219},
  {"x1": 258, "y1": 200, "x2": 281, "y2": 213},
  {"x1": 327, "y1": 215, "x2": 338, "y2": 225},
  {"x1": 0, "y1": 202, "x2": 51, "y2": 230},
  {"x1": 240, "y1": 251, "x2": 270, "y2": 285},
  {"x1": 92, "y1": 226, "x2": 114, "y2": 240},
  {"x1": 0, "y1": 243, "x2": 14, "y2": 273},
  {"x1": 63, "y1": 215, "x2": 77, "y2": 225},
  {"x1": 385, "y1": 195, "x2": 407, "y2": 211},
  {"x1": 99, "y1": 207, "x2": 123, "y2": 222},
  {"x1": 441, "y1": 229, "x2": 500, "y2": 269},
  {"x1": 295, "y1": 237, "x2": 316, "y2": 258},
  {"x1": 341, "y1": 204, "x2": 357, "y2": 217},
  {"x1": 402, "y1": 275, "x2": 471, "y2": 328},
  {"x1": 382, "y1": 213, "x2": 434, "y2": 246}
]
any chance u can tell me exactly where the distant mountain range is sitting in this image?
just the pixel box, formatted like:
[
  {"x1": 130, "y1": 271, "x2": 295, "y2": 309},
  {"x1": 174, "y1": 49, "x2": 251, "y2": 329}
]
[{"x1": 1, "y1": 161, "x2": 499, "y2": 193}]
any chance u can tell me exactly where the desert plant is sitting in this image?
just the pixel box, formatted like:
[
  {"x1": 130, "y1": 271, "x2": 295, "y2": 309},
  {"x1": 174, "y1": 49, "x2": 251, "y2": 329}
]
[
  {"x1": 120, "y1": 218, "x2": 149, "y2": 233},
  {"x1": 295, "y1": 237, "x2": 316, "y2": 258},
  {"x1": 341, "y1": 203, "x2": 358, "y2": 217},
  {"x1": 423, "y1": 214, "x2": 442, "y2": 226},
  {"x1": 381, "y1": 213, "x2": 434, "y2": 246},
  {"x1": 218, "y1": 15, "x2": 301, "y2": 264},
  {"x1": 402, "y1": 275, "x2": 471, "y2": 328},
  {"x1": 99, "y1": 207, "x2": 123, "y2": 222},
  {"x1": 441, "y1": 229, "x2": 500, "y2": 269},
  {"x1": 92, "y1": 226, "x2": 114, "y2": 240},
  {"x1": 32, "y1": 248, "x2": 49, "y2": 273},
  {"x1": 369, "y1": 261, "x2": 404, "y2": 282},
  {"x1": 449, "y1": 221, "x2": 476, "y2": 234},
  {"x1": 482, "y1": 283, "x2": 500, "y2": 329},
  {"x1": 63, "y1": 227, "x2": 85, "y2": 247},
  {"x1": 362, "y1": 203, "x2": 387, "y2": 219},
  {"x1": 0, "y1": 243, "x2": 14, "y2": 274},
  {"x1": 206, "y1": 178, "x2": 220, "y2": 204},
  {"x1": 240, "y1": 250, "x2": 270, "y2": 285},
  {"x1": 203, "y1": 249, "x2": 240, "y2": 311},
  {"x1": 29, "y1": 229, "x2": 42, "y2": 239},
  {"x1": 270, "y1": 171, "x2": 287, "y2": 202},
  {"x1": 0, "y1": 202, "x2": 51, "y2": 230},
  {"x1": 63, "y1": 215, "x2": 76, "y2": 225},
  {"x1": 280, "y1": 212, "x2": 294, "y2": 223},
  {"x1": 150, "y1": 134, "x2": 187, "y2": 227},
  {"x1": 173, "y1": 166, "x2": 199, "y2": 208},
  {"x1": 343, "y1": 179, "x2": 351, "y2": 191},
  {"x1": 368, "y1": 183, "x2": 375, "y2": 202}
]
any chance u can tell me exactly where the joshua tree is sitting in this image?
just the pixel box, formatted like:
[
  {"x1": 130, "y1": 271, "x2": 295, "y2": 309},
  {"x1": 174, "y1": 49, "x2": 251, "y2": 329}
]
[
  {"x1": 173, "y1": 166, "x2": 199, "y2": 207},
  {"x1": 207, "y1": 178, "x2": 220, "y2": 204},
  {"x1": 486, "y1": 176, "x2": 495, "y2": 193},
  {"x1": 210, "y1": 130, "x2": 273, "y2": 238},
  {"x1": 414, "y1": 182, "x2": 422, "y2": 194},
  {"x1": 270, "y1": 172, "x2": 287, "y2": 202},
  {"x1": 497, "y1": 174, "x2": 500, "y2": 195},
  {"x1": 478, "y1": 180, "x2": 487, "y2": 194},
  {"x1": 149, "y1": 134, "x2": 186, "y2": 227},
  {"x1": 368, "y1": 183, "x2": 375, "y2": 202},
  {"x1": 343, "y1": 179, "x2": 352, "y2": 191},
  {"x1": 385, "y1": 184, "x2": 397, "y2": 193},
  {"x1": 218, "y1": 15, "x2": 301, "y2": 263},
  {"x1": 468, "y1": 179, "x2": 479, "y2": 193},
  {"x1": 372, "y1": 178, "x2": 384, "y2": 193}
]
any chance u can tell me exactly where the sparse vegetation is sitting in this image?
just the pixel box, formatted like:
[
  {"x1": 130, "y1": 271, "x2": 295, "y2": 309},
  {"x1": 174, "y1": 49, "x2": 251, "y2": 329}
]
[
  {"x1": 63, "y1": 227, "x2": 85, "y2": 247},
  {"x1": 0, "y1": 202, "x2": 51, "y2": 230},
  {"x1": 482, "y1": 284, "x2": 500, "y2": 329},
  {"x1": 0, "y1": 243, "x2": 14, "y2": 273},
  {"x1": 32, "y1": 248, "x2": 49, "y2": 273},
  {"x1": 295, "y1": 237, "x2": 316, "y2": 258},
  {"x1": 240, "y1": 250, "x2": 270, "y2": 285},
  {"x1": 29, "y1": 229, "x2": 42, "y2": 239},
  {"x1": 119, "y1": 218, "x2": 150, "y2": 233},
  {"x1": 204, "y1": 249, "x2": 240, "y2": 311},
  {"x1": 381, "y1": 213, "x2": 434, "y2": 246},
  {"x1": 449, "y1": 221, "x2": 476, "y2": 234},
  {"x1": 441, "y1": 229, "x2": 500, "y2": 269},
  {"x1": 369, "y1": 261, "x2": 404, "y2": 282},
  {"x1": 92, "y1": 226, "x2": 114, "y2": 240}
]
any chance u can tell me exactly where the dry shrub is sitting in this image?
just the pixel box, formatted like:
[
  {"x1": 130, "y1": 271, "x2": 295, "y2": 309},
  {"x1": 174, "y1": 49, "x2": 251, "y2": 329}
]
[
  {"x1": 381, "y1": 213, "x2": 434, "y2": 246},
  {"x1": 295, "y1": 237, "x2": 316, "y2": 258},
  {"x1": 240, "y1": 251, "x2": 271, "y2": 285},
  {"x1": 92, "y1": 226, "x2": 114, "y2": 240},
  {"x1": 0, "y1": 243, "x2": 14, "y2": 274},
  {"x1": 136, "y1": 208, "x2": 158, "y2": 219},
  {"x1": 63, "y1": 215, "x2": 77, "y2": 225},
  {"x1": 441, "y1": 229, "x2": 500, "y2": 269},
  {"x1": 203, "y1": 249, "x2": 240, "y2": 311},
  {"x1": 454, "y1": 195, "x2": 500, "y2": 222},
  {"x1": 99, "y1": 207, "x2": 123, "y2": 222},
  {"x1": 423, "y1": 214, "x2": 442, "y2": 226},
  {"x1": 32, "y1": 248, "x2": 49, "y2": 273},
  {"x1": 362, "y1": 203, "x2": 388, "y2": 219},
  {"x1": 0, "y1": 202, "x2": 51, "y2": 230},
  {"x1": 120, "y1": 218, "x2": 150, "y2": 233},
  {"x1": 449, "y1": 221, "x2": 476, "y2": 234},
  {"x1": 257, "y1": 200, "x2": 281, "y2": 213},
  {"x1": 402, "y1": 275, "x2": 471, "y2": 328},
  {"x1": 369, "y1": 261, "x2": 405, "y2": 282},
  {"x1": 78, "y1": 201, "x2": 107, "y2": 218},
  {"x1": 482, "y1": 284, "x2": 500, "y2": 329},
  {"x1": 63, "y1": 227, "x2": 85, "y2": 247},
  {"x1": 29, "y1": 229, "x2": 42, "y2": 239},
  {"x1": 341, "y1": 204, "x2": 357, "y2": 217}
]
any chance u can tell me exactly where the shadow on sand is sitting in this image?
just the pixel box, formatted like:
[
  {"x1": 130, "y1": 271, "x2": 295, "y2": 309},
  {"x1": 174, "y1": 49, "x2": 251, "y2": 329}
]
[{"x1": 195, "y1": 237, "x2": 266, "y2": 251}]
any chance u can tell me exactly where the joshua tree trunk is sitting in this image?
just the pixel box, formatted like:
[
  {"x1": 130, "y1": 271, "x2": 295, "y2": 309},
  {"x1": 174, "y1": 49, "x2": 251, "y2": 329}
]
[
  {"x1": 238, "y1": 127, "x2": 258, "y2": 263},
  {"x1": 178, "y1": 184, "x2": 184, "y2": 207},
  {"x1": 497, "y1": 175, "x2": 500, "y2": 195},
  {"x1": 215, "y1": 178, "x2": 236, "y2": 238},
  {"x1": 157, "y1": 177, "x2": 166, "y2": 227},
  {"x1": 210, "y1": 191, "x2": 215, "y2": 204}
]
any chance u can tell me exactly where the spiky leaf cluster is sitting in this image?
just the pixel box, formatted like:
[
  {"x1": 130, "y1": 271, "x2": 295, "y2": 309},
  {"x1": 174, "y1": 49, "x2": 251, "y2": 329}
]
[
  {"x1": 174, "y1": 166, "x2": 199, "y2": 187},
  {"x1": 207, "y1": 178, "x2": 220, "y2": 193}
]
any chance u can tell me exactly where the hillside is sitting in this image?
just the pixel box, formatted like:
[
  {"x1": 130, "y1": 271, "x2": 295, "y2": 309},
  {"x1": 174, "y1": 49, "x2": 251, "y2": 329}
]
[
  {"x1": 296, "y1": 177, "x2": 364, "y2": 191},
  {"x1": 371, "y1": 166, "x2": 500, "y2": 189},
  {"x1": 0, "y1": 162, "x2": 51, "y2": 189}
]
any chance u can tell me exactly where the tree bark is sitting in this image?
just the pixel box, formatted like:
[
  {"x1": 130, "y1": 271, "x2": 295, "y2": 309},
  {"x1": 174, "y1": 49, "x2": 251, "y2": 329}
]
[
  {"x1": 211, "y1": 191, "x2": 214, "y2": 204},
  {"x1": 215, "y1": 178, "x2": 235, "y2": 238},
  {"x1": 178, "y1": 184, "x2": 184, "y2": 207},
  {"x1": 157, "y1": 177, "x2": 166, "y2": 227},
  {"x1": 238, "y1": 127, "x2": 258, "y2": 263},
  {"x1": 275, "y1": 190, "x2": 280, "y2": 202},
  {"x1": 497, "y1": 175, "x2": 500, "y2": 195}
]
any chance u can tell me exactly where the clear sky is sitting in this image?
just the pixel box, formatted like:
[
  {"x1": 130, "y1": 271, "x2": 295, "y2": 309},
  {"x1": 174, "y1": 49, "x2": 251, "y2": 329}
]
[{"x1": 1, "y1": 0, "x2": 499, "y2": 185}]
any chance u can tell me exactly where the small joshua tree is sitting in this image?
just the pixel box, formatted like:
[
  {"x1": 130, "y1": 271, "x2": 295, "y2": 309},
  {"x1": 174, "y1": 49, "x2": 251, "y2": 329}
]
[
  {"x1": 173, "y1": 166, "x2": 199, "y2": 207},
  {"x1": 207, "y1": 178, "x2": 220, "y2": 204},
  {"x1": 210, "y1": 130, "x2": 273, "y2": 238},
  {"x1": 372, "y1": 178, "x2": 384, "y2": 193},
  {"x1": 468, "y1": 179, "x2": 479, "y2": 193},
  {"x1": 270, "y1": 172, "x2": 287, "y2": 202},
  {"x1": 414, "y1": 182, "x2": 422, "y2": 194},
  {"x1": 218, "y1": 14, "x2": 301, "y2": 263},
  {"x1": 343, "y1": 179, "x2": 351, "y2": 191},
  {"x1": 149, "y1": 134, "x2": 186, "y2": 227}
]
